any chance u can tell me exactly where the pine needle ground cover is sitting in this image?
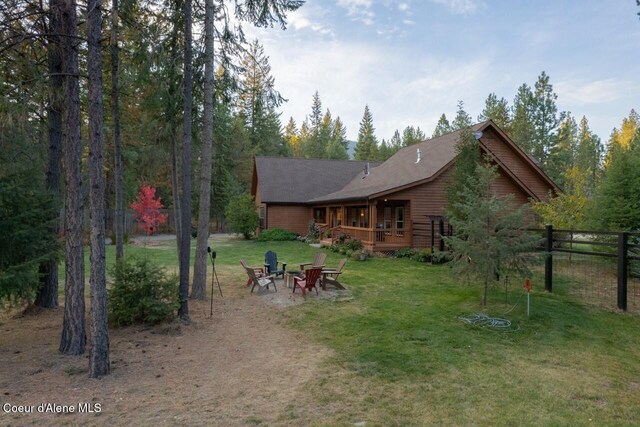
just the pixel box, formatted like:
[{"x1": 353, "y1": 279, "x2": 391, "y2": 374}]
[{"x1": 70, "y1": 239, "x2": 640, "y2": 425}]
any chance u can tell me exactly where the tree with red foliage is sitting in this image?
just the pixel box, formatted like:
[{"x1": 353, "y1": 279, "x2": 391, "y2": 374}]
[{"x1": 130, "y1": 185, "x2": 168, "y2": 236}]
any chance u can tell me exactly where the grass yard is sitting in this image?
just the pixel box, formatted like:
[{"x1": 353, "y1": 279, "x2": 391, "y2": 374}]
[
  {"x1": 215, "y1": 239, "x2": 640, "y2": 425},
  {"x1": 8, "y1": 236, "x2": 640, "y2": 426}
]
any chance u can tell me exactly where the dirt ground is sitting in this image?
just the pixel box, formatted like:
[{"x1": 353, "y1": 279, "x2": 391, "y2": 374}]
[{"x1": 0, "y1": 277, "x2": 352, "y2": 426}]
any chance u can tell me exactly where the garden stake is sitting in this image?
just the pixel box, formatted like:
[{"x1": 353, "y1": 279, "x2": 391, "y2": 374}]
[{"x1": 524, "y1": 278, "x2": 532, "y2": 317}]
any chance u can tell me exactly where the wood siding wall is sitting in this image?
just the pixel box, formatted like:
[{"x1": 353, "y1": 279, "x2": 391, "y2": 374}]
[
  {"x1": 481, "y1": 128, "x2": 554, "y2": 201},
  {"x1": 266, "y1": 205, "x2": 312, "y2": 236},
  {"x1": 381, "y1": 163, "x2": 537, "y2": 249}
]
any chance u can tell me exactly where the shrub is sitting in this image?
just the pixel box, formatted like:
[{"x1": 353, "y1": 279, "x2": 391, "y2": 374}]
[
  {"x1": 345, "y1": 239, "x2": 363, "y2": 251},
  {"x1": 256, "y1": 228, "x2": 298, "y2": 242},
  {"x1": 108, "y1": 257, "x2": 179, "y2": 326},
  {"x1": 394, "y1": 247, "x2": 417, "y2": 259},
  {"x1": 411, "y1": 248, "x2": 432, "y2": 263},
  {"x1": 225, "y1": 193, "x2": 259, "y2": 239}
]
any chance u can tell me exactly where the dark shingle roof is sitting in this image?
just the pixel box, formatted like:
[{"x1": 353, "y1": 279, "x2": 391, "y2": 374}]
[
  {"x1": 309, "y1": 123, "x2": 487, "y2": 203},
  {"x1": 254, "y1": 157, "x2": 380, "y2": 204}
]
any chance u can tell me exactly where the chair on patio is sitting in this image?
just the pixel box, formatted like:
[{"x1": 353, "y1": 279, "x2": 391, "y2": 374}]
[
  {"x1": 299, "y1": 252, "x2": 326, "y2": 272},
  {"x1": 245, "y1": 267, "x2": 277, "y2": 294},
  {"x1": 292, "y1": 267, "x2": 322, "y2": 298},
  {"x1": 264, "y1": 251, "x2": 286, "y2": 278},
  {"x1": 321, "y1": 258, "x2": 347, "y2": 290},
  {"x1": 240, "y1": 259, "x2": 265, "y2": 286}
]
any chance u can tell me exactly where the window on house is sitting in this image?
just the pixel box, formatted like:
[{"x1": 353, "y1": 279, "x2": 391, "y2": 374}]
[
  {"x1": 259, "y1": 207, "x2": 265, "y2": 229},
  {"x1": 313, "y1": 208, "x2": 326, "y2": 224},
  {"x1": 384, "y1": 207, "x2": 392, "y2": 229},
  {"x1": 396, "y1": 206, "x2": 404, "y2": 229}
]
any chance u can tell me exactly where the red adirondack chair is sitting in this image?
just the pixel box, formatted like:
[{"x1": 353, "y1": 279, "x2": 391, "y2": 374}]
[{"x1": 292, "y1": 267, "x2": 322, "y2": 298}]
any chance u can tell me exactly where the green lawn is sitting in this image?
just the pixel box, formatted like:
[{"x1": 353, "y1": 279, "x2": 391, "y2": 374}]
[{"x1": 88, "y1": 238, "x2": 640, "y2": 425}]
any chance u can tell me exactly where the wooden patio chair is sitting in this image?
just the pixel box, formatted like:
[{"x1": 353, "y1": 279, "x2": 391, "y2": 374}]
[
  {"x1": 321, "y1": 258, "x2": 347, "y2": 290},
  {"x1": 240, "y1": 259, "x2": 265, "y2": 286},
  {"x1": 292, "y1": 267, "x2": 322, "y2": 298},
  {"x1": 264, "y1": 250, "x2": 286, "y2": 278},
  {"x1": 299, "y1": 252, "x2": 326, "y2": 272},
  {"x1": 245, "y1": 267, "x2": 277, "y2": 294}
]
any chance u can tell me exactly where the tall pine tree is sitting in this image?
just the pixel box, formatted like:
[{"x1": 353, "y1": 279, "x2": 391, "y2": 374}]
[
  {"x1": 354, "y1": 105, "x2": 378, "y2": 161},
  {"x1": 432, "y1": 114, "x2": 452, "y2": 137},
  {"x1": 510, "y1": 83, "x2": 535, "y2": 154},
  {"x1": 478, "y1": 93, "x2": 511, "y2": 133}
]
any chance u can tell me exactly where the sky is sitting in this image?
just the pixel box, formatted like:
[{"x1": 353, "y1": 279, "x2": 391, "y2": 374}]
[{"x1": 246, "y1": 0, "x2": 640, "y2": 144}]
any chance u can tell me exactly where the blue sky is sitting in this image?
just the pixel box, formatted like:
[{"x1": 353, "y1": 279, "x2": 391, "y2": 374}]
[{"x1": 247, "y1": 0, "x2": 640, "y2": 144}]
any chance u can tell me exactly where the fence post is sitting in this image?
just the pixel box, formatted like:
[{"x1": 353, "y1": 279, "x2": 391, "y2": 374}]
[
  {"x1": 617, "y1": 232, "x2": 628, "y2": 311},
  {"x1": 545, "y1": 224, "x2": 553, "y2": 292}
]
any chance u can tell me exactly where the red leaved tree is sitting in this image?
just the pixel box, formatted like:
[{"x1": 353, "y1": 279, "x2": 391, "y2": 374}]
[{"x1": 130, "y1": 185, "x2": 168, "y2": 235}]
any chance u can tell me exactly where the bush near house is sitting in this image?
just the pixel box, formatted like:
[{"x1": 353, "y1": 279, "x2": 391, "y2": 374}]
[{"x1": 256, "y1": 228, "x2": 298, "y2": 241}]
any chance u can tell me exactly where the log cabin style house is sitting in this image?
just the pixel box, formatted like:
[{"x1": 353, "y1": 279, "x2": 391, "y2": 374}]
[{"x1": 251, "y1": 121, "x2": 559, "y2": 252}]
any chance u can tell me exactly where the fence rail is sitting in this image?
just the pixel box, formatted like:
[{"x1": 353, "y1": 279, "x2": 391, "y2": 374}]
[{"x1": 532, "y1": 225, "x2": 640, "y2": 314}]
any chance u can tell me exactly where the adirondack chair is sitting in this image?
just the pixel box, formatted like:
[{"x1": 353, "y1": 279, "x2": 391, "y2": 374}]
[
  {"x1": 240, "y1": 259, "x2": 265, "y2": 286},
  {"x1": 264, "y1": 251, "x2": 286, "y2": 278},
  {"x1": 299, "y1": 252, "x2": 327, "y2": 272},
  {"x1": 321, "y1": 258, "x2": 347, "y2": 290},
  {"x1": 245, "y1": 266, "x2": 277, "y2": 293},
  {"x1": 292, "y1": 267, "x2": 322, "y2": 298}
]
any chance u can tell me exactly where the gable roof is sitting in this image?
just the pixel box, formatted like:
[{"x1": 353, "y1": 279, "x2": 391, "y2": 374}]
[
  {"x1": 309, "y1": 120, "x2": 559, "y2": 203},
  {"x1": 308, "y1": 123, "x2": 485, "y2": 203},
  {"x1": 252, "y1": 157, "x2": 380, "y2": 204}
]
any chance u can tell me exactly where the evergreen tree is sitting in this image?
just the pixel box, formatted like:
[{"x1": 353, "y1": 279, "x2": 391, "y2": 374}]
[
  {"x1": 325, "y1": 113, "x2": 349, "y2": 160},
  {"x1": 402, "y1": 125, "x2": 426, "y2": 146},
  {"x1": 451, "y1": 100, "x2": 472, "y2": 130},
  {"x1": 354, "y1": 105, "x2": 379, "y2": 161},
  {"x1": 390, "y1": 130, "x2": 403, "y2": 152},
  {"x1": 444, "y1": 163, "x2": 538, "y2": 307},
  {"x1": 301, "y1": 92, "x2": 328, "y2": 158},
  {"x1": 237, "y1": 39, "x2": 287, "y2": 156},
  {"x1": 590, "y1": 132, "x2": 640, "y2": 230},
  {"x1": 510, "y1": 83, "x2": 535, "y2": 154},
  {"x1": 478, "y1": 93, "x2": 511, "y2": 132},
  {"x1": 446, "y1": 127, "x2": 481, "y2": 222},
  {"x1": 377, "y1": 139, "x2": 394, "y2": 161},
  {"x1": 332, "y1": 116, "x2": 349, "y2": 149},
  {"x1": 530, "y1": 71, "x2": 560, "y2": 170},
  {"x1": 548, "y1": 113, "x2": 578, "y2": 189},
  {"x1": 432, "y1": 114, "x2": 452, "y2": 137},
  {"x1": 575, "y1": 116, "x2": 603, "y2": 197}
]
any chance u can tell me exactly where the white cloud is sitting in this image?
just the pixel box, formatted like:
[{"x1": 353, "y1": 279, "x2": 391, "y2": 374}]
[
  {"x1": 431, "y1": 0, "x2": 480, "y2": 15},
  {"x1": 555, "y1": 79, "x2": 639, "y2": 105},
  {"x1": 258, "y1": 34, "x2": 490, "y2": 140},
  {"x1": 336, "y1": 0, "x2": 375, "y2": 25},
  {"x1": 398, "y1": 2, "x2": 410, "y2": 12},
  {"x1": 287, "y1": 9, "x2": 333, "y2": 35}
]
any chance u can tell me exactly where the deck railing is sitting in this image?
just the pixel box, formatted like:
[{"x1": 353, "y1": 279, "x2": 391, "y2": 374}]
[{"x1": 336, "y1": 223, "x2": 412, "y2": 246}]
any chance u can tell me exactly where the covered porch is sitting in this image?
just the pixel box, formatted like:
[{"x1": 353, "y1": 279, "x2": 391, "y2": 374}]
[{"x1": 314, "y1": 200, "x2": 413, "y2": 251}]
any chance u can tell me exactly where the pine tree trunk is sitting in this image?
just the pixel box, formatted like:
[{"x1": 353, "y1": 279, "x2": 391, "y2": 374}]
[
  {"x1": 171, "y1": 133, "x2": 182, "y2": 259},
  {"x1": 35, "y1": 0, "x2": 63, "y2": 308},
  {"x1": 178, "y1": 0, "x2": 193, "y2": 319},
  {"x1": 111, "y1": 0, "x2": 124, "y2": 261},
  {"x1": 59, "y1": 0, "x2": 86, "y2": 355},
  {"x1": 191, "y1": 0, "x2": 214, "y2": 300},
  {"x1": 87, "y1": 0, "x2": 110, "y2": 378}
]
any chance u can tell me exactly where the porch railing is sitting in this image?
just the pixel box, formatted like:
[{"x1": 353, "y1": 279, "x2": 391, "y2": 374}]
[{"x1": 337, "y1": 223, "x2": 412, "y2": 246}]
